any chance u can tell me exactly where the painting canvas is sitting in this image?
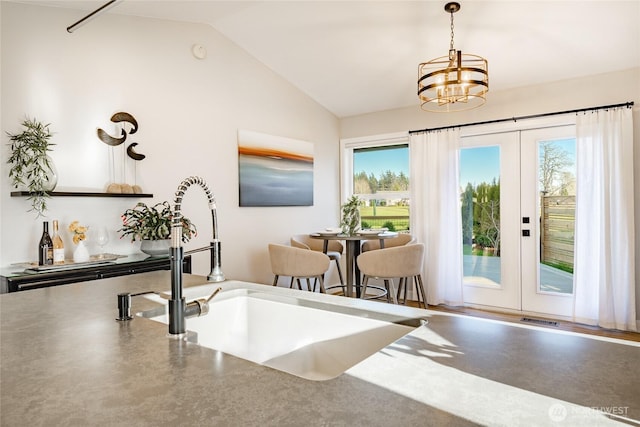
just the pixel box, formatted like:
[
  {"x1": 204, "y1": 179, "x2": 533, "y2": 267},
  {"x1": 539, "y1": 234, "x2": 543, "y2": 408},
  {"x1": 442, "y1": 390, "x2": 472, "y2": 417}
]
[{"x1": 238, "y1": 130, "x2": 314, "y2": 207}]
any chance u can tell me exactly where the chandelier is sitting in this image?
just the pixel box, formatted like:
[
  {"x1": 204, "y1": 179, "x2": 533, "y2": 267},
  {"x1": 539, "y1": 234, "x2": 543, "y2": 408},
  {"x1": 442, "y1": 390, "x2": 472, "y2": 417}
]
[{"x1": 417, "y1": 2, "x2": 489, "y2": 112}]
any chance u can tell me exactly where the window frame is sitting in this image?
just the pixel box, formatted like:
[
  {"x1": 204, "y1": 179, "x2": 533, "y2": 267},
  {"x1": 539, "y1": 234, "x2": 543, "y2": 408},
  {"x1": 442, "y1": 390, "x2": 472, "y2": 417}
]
[{"x1": 339, "y1": 131, "x2": 410, "y2": 205}]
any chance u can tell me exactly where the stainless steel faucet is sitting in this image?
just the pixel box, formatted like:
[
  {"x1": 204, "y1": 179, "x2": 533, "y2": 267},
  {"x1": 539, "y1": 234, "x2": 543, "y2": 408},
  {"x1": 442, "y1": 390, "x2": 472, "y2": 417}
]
[{"x1": 168, "y1": 176, "x2": 225, "y2": 335}]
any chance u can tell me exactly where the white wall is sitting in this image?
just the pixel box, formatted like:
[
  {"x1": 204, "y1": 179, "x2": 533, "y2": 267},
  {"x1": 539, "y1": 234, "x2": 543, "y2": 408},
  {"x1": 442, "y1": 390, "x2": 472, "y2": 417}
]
[
  {"x1": 340, "y1": 69, "x2": 640, "y2": 139},
  {"x1": 341, "y1": 68, "x2": 640, "y2": 318},
  {"x1": 2, "y1": 2, "x2": 639, "y2": 311},
  {"x1": 0, "y1": 2, "x2": 341, "y2": 285}
]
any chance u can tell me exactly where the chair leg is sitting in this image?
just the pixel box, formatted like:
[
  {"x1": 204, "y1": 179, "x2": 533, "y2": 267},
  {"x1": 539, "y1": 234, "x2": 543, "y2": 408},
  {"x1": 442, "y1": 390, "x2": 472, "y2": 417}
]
[
  {"x1": 385, "y1": 279, "x2": 398, "y2": 304},
  {"x1": 334, "y1": 259, "x2": 345, "y2": 292},
  {"x1": 324, "y1": 259, "x2": 346, "y2": 296},
  {"x1": 396, "y1": 277, "x2": 407, "y2": 305},
  {"x1": 360, "y1": 276, "x2": 369, "y2": 298},
  {"x1": 404, "y1": 276, "x2": 412, "y2": 304},
  {"x1": 272, "y1": 275, "x2": 279, "y2": 286},
  {"x1": 384, "y1": 279, "x2": 390, "y2": 303},
  {"x1": 415, "y1": 275, "x2": 427, "y2": 308},
  {"x1": 390, "y1": 279, "x2": 398, "y2": 304},
  {"x1": 403, "y1": 277, "x2": 410, "y2": 304},
  {"x1": 317, "y1": 275, "x2": 326, "y2": 293},
  {"x1": 295, "y1": 278, "x2": 303, "y2": 290}
]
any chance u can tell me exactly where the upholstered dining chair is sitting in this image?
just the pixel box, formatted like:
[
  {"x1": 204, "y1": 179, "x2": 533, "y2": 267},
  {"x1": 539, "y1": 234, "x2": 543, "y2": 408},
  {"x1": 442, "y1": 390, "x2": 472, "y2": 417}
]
[
  {"x1": 291, "y1": 234, "x2": 346, "y2": 294},
  {"x1": 356, "y1": 243, "x2": 426, "y2": 307},
  {"x1": 268, "y1": 244, "x2": 330, "y2": 293},
  {"x1": 360, "y1": 233, "x2": 415, "y2": 252}
]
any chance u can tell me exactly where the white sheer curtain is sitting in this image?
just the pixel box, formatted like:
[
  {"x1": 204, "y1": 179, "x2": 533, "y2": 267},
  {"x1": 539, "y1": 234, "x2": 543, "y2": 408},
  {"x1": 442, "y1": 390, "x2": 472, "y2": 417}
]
[
  {"x1": 410, "y1": 129, "x2": 463, "y2": 306},
  {"x1": 574, "y1": 107, "x2": 636, "y2": 331}
]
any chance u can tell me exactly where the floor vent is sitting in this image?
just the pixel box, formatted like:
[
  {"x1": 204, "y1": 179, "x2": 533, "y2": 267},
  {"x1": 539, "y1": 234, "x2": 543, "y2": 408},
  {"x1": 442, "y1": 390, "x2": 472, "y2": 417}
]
[{"x1": 521, "y1": 317, "x2": 559, "y2": 327}]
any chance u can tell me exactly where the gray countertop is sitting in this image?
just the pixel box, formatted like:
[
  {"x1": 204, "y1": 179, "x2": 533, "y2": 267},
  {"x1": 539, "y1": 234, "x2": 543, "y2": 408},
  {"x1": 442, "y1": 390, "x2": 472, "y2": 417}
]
[{"x1": 1, "y1": 272, "x2": 638, "y2": 426}]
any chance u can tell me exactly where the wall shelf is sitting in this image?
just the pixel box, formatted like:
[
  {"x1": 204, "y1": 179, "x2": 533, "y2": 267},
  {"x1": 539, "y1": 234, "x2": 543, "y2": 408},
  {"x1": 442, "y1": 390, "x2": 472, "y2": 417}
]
[{"x1": 10, "y1": 191, "x2": 153, "y2": 198}]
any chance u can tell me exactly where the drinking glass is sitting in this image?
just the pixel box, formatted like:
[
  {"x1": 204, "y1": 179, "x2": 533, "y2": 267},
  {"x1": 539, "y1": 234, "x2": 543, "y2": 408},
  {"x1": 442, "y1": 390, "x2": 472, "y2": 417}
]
[{"x1": 95, "y1": 227, "x2": 109, "y2": 259}]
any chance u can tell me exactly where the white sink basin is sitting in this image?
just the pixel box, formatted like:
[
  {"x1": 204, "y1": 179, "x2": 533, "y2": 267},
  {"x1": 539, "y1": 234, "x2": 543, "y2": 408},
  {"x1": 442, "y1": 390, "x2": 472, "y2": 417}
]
[{"x1": 140, "y1": 286, "x2": 421, "y2": 380}]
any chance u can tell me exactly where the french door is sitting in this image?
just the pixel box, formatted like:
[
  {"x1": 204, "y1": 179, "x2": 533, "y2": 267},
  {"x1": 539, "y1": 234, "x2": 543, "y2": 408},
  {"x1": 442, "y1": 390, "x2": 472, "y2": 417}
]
[{"x1": 460, "y1": 125, "x2": 576, "y2": 317}]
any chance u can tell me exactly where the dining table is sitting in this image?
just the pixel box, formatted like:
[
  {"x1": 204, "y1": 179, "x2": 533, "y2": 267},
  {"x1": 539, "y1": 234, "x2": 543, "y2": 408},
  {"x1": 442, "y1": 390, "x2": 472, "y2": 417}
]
[{"x1": 309, "y1": 231, "x2": 398, "y2": 298}]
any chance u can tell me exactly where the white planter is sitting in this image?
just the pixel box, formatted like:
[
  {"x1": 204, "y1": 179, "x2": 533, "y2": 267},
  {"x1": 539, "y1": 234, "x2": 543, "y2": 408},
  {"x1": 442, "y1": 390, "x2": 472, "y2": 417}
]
[
  {"x1": 73, "y1": 241, "x2": 90, "y2": 263},
  {"x1": 140, "y1": 239, "x2": 171, "y2": 257}
]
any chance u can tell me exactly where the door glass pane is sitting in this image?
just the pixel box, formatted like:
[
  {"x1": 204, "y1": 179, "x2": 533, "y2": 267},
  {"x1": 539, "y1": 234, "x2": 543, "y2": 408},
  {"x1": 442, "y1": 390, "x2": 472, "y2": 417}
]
[
  {"x1": 538, "y1": 138, "x2": 575, "y2": 294},
  {"x1": 353, "y1": 145, "x2": 410, "y2": 232},
  {"x1": 460, "y1": 146, "x2": 502, "y2": 287}
]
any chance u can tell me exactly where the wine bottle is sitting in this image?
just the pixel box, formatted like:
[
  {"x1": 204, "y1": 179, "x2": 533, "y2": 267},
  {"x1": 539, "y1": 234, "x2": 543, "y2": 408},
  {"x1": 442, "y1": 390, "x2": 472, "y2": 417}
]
[
  {"x1": 52, "y1": 220, "x2": 65, "y2": 265},
  {"x1": 38, "y1": 221, "x2": 54, "y2": 266}
]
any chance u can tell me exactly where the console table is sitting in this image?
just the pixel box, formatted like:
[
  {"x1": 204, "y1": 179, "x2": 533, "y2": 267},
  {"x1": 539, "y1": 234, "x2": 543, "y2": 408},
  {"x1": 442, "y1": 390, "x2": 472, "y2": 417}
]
[{"x1": 0, "y1": 254, "x2": 191, "y2": 294}]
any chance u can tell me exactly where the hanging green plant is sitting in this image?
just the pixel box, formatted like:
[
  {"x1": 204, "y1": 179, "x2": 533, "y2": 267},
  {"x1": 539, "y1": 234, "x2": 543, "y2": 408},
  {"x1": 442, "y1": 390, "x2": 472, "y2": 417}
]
[{"x1": 6, "y1": 117, "x2": 57, "y2": 216}]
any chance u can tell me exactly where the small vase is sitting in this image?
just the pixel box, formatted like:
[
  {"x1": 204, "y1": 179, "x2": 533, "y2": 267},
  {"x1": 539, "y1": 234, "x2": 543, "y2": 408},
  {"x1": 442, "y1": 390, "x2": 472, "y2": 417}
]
[
  {"x1": 73, "y1": 241, "x2": 90, "y2": 263},
  {"x1": 140, "y1": 239, "x2": 171, "y2": 257},
  {"x1": 42, "y1": 155, "x2": 58, "y2": 191},
  {"x1": 18, "y1": 155, "x2": 58, "y2": 192}
]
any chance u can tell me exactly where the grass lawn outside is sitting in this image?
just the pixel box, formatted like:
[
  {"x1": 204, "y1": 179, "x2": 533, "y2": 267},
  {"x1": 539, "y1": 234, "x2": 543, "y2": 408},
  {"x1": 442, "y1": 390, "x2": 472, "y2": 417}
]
[
  {"x1": 359, "y1": 206, "x2": 408, "y2": 216},
  {"x1": 359, "y1": 206, "x2": 410, "y2": 231}
]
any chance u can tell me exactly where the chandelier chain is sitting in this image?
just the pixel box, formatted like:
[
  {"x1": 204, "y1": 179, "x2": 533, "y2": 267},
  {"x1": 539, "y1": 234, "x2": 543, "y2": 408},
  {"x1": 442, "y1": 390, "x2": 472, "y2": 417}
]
[{"x1": 449, "y1": 9, "x2": 455, "y2": 52}]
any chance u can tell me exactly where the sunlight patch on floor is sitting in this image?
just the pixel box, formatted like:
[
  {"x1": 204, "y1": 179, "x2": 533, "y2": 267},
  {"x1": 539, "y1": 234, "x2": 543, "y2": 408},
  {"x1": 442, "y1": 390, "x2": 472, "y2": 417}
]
[{"x1": 346, "y1": 327, "x2": 631, "y2": 426}]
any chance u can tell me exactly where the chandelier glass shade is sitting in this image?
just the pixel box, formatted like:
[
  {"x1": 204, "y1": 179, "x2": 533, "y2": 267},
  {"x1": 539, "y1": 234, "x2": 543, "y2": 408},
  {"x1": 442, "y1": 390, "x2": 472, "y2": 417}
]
[{"x1": 417, "y1": 2, "x2": 489, "y2": 112}]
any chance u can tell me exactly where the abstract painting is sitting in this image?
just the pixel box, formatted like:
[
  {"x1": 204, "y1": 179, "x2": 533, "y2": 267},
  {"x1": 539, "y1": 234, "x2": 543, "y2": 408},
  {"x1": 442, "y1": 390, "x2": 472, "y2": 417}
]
[{"x1": 238, "y1": 130, "x2": 314, "y2": 207}]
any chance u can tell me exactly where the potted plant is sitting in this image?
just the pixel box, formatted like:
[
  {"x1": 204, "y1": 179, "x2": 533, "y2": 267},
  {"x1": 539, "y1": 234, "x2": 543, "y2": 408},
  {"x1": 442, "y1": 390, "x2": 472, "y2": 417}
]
[
  {"x1": 119, "y1": 201, "x2": 197, "y2": 256},
  {"x1": 340, "y1": 195, "x2": 362, "y2": 235},
  {"x1": 6, "y1": 117, "x2": 57, "y2": 216}
]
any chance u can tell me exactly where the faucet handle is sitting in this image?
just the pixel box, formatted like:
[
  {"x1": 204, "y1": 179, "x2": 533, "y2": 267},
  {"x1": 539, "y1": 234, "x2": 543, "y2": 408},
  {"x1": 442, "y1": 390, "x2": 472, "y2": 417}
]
[
  {"x1": 205, "y1": 286, "x2": 222, "y2": 303},
  {"x1": 184, "y1": 287, "x2": 222, "y2": 318}
]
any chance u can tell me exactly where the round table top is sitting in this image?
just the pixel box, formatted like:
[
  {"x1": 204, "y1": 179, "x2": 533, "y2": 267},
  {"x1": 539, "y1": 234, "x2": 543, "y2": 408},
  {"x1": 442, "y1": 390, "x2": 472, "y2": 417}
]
[{"x1": 309, "y1": 231, "x2": 398, "y2": 241}]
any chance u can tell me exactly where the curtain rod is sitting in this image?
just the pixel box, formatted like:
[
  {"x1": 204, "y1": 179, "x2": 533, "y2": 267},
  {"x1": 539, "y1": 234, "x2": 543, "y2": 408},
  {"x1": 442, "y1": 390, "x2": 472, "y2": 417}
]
[
  {"x1": 408, "y1": 101, "x2": 634, "y2": 135},
  {"x1": 67, "y1": 0, "x2": 120, "y2": 33}
]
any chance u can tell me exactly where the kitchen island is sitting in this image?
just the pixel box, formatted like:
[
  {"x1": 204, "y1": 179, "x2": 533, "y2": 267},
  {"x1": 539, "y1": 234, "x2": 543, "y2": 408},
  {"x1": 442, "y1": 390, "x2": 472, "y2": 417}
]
[{"x1": 1, "y1": 271, "x2": 638, "y2": 426}]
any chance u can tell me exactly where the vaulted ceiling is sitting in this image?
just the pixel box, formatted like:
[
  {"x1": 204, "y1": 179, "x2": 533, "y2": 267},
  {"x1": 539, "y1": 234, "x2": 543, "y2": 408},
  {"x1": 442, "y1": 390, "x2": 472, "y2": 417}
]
[{"x1": 15, "y1": 1, "x2": 640, "y2": 118}]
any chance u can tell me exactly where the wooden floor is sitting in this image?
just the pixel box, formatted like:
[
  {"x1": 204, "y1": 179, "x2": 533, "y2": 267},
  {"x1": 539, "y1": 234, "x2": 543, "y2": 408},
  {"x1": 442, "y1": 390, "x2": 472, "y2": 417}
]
[
  {"x1": 418, "y1": 303, "x2": 640, "y2": 342},
  {"x1": 331, "y1": 289, "x2": 639, "y2": 342}
]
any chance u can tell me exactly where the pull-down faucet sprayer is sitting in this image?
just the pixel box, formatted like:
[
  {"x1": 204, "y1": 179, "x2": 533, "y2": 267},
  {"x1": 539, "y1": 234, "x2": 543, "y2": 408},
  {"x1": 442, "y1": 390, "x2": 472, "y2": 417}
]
[{"x1": 169, "y1": 176, "x2": 225, "y2": 336}]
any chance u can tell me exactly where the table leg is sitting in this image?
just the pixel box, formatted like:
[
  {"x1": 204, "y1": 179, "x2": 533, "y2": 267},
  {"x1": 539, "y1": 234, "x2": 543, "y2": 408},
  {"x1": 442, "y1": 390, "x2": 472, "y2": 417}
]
[
  {"x1": 345, "y1": 240, "x2": 357, "y2": 298},
  {"x1": 354, "y1": 242, "x2": 362, "y2": 298}
]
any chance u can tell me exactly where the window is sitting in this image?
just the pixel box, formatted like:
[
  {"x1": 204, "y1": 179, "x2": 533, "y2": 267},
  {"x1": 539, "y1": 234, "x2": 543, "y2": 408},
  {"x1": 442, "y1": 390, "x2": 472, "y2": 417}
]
[{"x1": 340, "y1": 133, "x2": 410, "y2": 232}]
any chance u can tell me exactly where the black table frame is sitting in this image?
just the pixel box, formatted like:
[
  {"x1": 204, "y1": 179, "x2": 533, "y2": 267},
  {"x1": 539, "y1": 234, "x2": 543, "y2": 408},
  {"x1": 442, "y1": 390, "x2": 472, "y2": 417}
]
[{"x1": 310, "y1": 233, "x2": 397, "y2": 298}]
